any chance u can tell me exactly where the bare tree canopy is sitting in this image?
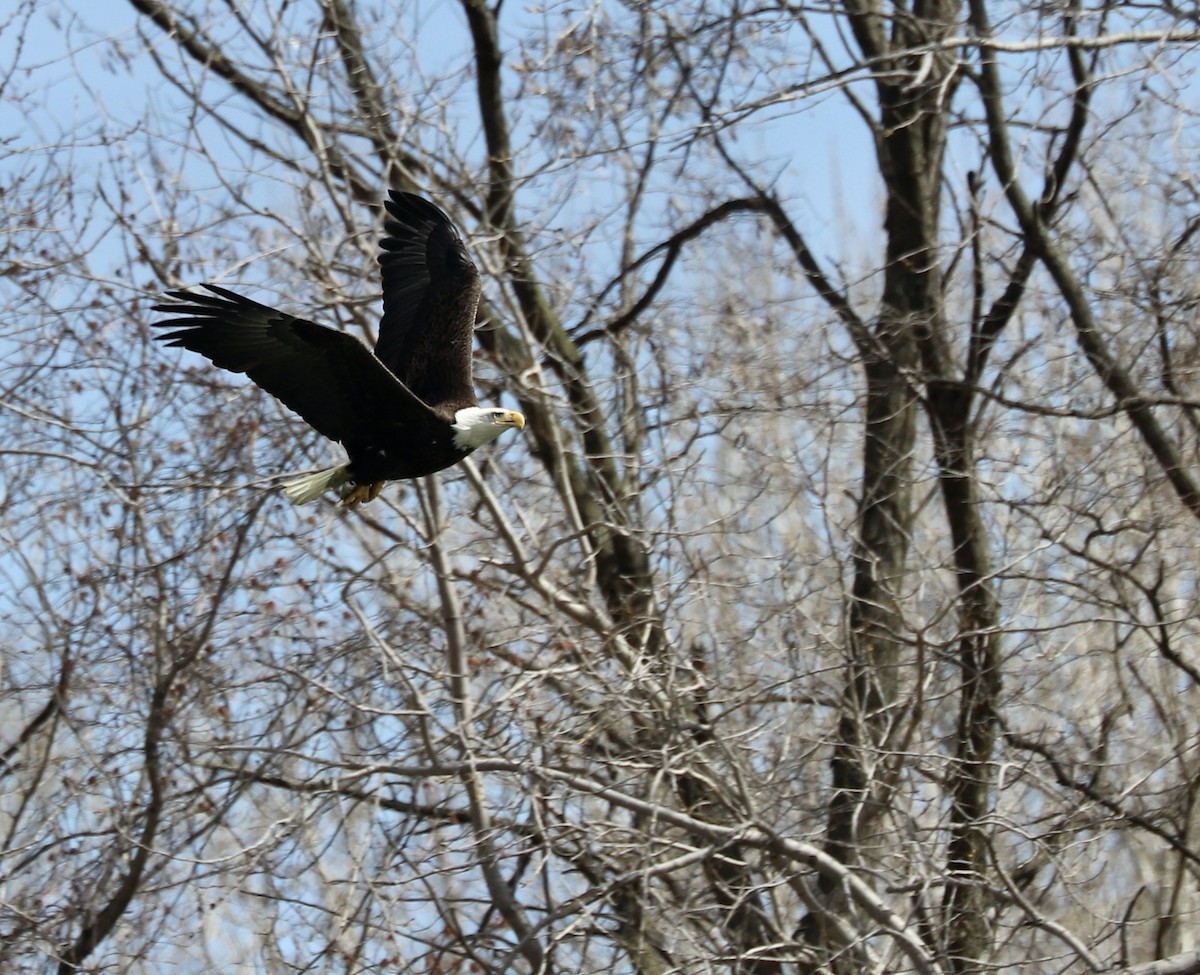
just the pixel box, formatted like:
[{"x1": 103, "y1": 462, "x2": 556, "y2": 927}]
[{"x1": 4, "y1": 1, "x2": 1200, "y2": 973}]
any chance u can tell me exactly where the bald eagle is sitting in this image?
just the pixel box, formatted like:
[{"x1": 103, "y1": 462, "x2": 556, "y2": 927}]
[{"x1": 154, "y1": 191, "x2": 525, "y2": 506}]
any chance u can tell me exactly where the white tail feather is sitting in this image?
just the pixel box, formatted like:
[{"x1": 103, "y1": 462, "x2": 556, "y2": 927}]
[{"x1": 281, "y1": 465, "x2": 352, "y2": 504}]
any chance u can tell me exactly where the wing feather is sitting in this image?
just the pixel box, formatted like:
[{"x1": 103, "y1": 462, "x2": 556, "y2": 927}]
[
  {"x1": 376, "y1": 191, "x2": 481, "y2": 411},
  {"x1": 153, "y1": 284, "x2": 434, "y2": 444}
]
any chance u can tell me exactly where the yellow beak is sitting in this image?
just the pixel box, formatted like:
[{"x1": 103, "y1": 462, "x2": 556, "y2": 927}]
[{"x1": 503, "y1": 410, "x2": 526, "y2": 431}]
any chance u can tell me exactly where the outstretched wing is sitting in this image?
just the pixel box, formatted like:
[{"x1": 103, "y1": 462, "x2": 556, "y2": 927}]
[
  {"x1": 153, "y1": 284, "x2": 434, "y2": 445},
  {"x1": 376, "y1": 191, "x2": 482, "y2": 412}
]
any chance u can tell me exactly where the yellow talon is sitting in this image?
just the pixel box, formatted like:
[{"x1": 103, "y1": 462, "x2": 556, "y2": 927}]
[{"x1": 341, "y1": 481, "x2": 385, "y2": 507}]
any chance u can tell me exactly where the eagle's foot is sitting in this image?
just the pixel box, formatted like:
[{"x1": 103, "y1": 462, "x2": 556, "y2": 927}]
[{"x1": 340, "y1": 480, "x2": 386, "y2": 507}]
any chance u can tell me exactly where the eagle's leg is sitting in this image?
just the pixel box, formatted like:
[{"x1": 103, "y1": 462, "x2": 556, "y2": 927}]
[{"x1": 341, "y1": 480, "x2": 386, "y2": 506}]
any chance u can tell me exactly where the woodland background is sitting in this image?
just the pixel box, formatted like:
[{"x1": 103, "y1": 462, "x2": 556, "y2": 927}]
[{"x1": 4, "y1": 1, "x2": 1200, "y2": 973}]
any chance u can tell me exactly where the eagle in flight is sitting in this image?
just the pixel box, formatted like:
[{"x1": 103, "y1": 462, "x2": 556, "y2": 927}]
[{"x1": 154, "y1": 191, "x2": 525, "y2": 506}]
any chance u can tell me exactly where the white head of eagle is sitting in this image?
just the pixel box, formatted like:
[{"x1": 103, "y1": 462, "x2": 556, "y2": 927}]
[{"x1": 452, "y1": 407, "x2": 526, "y2": 450}]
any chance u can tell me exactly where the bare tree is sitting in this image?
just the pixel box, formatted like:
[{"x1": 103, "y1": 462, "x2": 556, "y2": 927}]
[{"x1": 4, "y1": 0, "x2": 1200, "y2": 973}]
